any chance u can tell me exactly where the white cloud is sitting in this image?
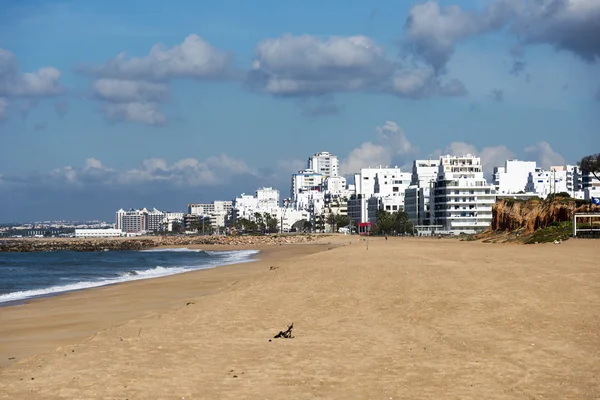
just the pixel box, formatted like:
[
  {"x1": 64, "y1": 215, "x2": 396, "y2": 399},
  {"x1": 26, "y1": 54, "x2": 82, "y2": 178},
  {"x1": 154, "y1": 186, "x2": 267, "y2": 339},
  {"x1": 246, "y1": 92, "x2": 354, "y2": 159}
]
[
  {"x1": 0, "y1": 48, "x2": 63, "y2": 97},
  {"x1": 81, "y1": 34, "x2": 232, "y2": 126},
  {"x1": 524, "y1": 141, "x2": 566, "y2": 169},
  {"x1": 402, "y1": 0, "x2": 600, "y2": 74},
  {"x1": 102, "y1": 102, "x2": 166, "y2": 126},
  {"x1": 402, "y1": 0, "x2": 512, "y2": 72},
  {"x1": 248, "y1": 34, "x2": 466, "y2": 99},
  {"x1": 4, "y1": 155, "x2": 256, "y2": 189},
  {"x1": 82, "y1": 34, "x2": 232, "y2": 81},
  {"x1": 340, "y1": 121, "x2": 416, "y2": 175},
  {"x1": 249, "y1": 34, "x2": 394, "y2": 96},
  {"x1": 93, "y1": 79, "x2": 169, "y2": 103}
]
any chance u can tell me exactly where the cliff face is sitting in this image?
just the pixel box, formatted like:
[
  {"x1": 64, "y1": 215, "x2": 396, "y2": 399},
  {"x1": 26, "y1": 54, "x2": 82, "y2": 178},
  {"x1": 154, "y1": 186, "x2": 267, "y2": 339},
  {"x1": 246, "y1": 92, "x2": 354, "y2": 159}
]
[{"x1": 492, "y1": 198, "x2": 599, "y2": 233}]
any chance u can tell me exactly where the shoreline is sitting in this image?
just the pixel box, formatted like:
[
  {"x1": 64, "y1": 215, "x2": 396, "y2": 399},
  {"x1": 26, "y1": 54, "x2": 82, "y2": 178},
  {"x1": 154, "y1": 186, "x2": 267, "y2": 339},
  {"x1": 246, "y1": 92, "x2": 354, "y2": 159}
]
[
  {"x1": 0, "y1": 246, "x2": 261, "y2": 308},
  {"x1": 0, "y1": 240, "x2": 340, "y2": 368}
]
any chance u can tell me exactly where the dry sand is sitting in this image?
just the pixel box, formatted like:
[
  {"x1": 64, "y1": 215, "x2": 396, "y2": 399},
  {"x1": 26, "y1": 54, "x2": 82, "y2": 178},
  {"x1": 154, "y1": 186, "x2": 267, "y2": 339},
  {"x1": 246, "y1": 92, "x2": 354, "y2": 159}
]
[{"x1": 0, "y1": 236, "x2": 599, "y2": 399}]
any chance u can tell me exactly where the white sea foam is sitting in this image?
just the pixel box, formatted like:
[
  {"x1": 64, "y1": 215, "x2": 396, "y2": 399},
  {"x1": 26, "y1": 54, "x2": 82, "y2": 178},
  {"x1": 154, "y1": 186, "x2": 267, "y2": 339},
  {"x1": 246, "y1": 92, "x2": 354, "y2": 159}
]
[
  {"x1": 0, "y1": 250, "x2": 259, "y2": 304},
  {"x1": 139, "y1": 248, "x2": 205, "y2": 253}
]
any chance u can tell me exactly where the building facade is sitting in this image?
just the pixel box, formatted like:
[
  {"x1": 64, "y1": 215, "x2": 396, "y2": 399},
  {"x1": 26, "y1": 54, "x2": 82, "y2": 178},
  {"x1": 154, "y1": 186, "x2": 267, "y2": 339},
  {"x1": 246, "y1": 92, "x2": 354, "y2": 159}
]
[
  {"x1": 493, "y1": 160, "x2": 537, "y2": 195},
  {"x1": 75, "y1": 228, "x2": 125, "y2": 238},
  {"x1": 307, "y1": 151, "x2": 339, "y2": 177},
  {"x1": 291, "y1": 169, "x2": 325, "y2": 202},
  {"x1": 432, "y1": 155, "x2": 496, "y2": 234}
]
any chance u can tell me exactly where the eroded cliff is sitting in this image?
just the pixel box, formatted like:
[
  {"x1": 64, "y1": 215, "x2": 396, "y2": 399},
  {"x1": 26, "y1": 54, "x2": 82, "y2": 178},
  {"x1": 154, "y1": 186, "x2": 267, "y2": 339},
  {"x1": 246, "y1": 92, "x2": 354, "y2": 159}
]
[{"x1": 492, "y1": 198, "x2": 599, "y2": 233}]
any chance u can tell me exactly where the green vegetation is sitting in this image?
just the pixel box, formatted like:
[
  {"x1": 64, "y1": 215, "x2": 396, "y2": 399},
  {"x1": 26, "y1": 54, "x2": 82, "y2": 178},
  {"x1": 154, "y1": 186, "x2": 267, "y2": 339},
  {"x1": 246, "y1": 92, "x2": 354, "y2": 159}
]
[
  {"x1": 234, "y1": 212, "x2": 279, "y2": 234},
  {"x1": 373, "y1": 210, "x2": 414, "y2": 235},
  {"x1": 525, "y1": 221, "x2": 573, "y2": 244}
]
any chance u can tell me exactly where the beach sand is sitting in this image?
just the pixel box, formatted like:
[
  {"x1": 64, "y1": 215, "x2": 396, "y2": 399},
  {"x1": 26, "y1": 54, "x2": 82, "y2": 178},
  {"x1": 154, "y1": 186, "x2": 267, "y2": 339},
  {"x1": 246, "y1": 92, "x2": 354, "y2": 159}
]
[{"x1": 0, "y1": 236, "x2": 599, "y2": 399}]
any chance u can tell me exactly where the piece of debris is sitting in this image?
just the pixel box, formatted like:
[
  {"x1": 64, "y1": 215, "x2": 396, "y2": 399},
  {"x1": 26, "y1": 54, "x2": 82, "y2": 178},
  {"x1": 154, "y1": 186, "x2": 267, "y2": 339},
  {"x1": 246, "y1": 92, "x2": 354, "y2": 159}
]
[
  {"x1": 269, "y1": 266, "x2": 279, "y2": 270},
  {"x1": 186, "y1": 302, "x2": 195, "y2": 306},
  {"x1": 8, "y1": 357, "x2": 15, "y2": 360},
  {"x1": 274, "y1": 323, "x2": 294, "y2": 339}
]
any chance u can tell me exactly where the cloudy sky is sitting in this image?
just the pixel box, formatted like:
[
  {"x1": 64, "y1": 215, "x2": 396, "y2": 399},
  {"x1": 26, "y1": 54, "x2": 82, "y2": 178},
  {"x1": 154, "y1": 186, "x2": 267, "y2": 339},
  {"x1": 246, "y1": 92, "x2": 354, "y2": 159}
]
[{"x1": 1, "y1": 0, "x2": 599, "y2": 222}]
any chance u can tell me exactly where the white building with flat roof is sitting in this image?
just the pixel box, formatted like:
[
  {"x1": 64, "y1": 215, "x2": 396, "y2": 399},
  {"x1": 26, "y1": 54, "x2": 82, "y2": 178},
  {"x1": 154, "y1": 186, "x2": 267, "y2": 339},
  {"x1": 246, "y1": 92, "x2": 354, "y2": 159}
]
[
  {"x1": 324, "y1": 176, "x2": 350, "y2": 197},
  {"x1": 493, "y1": 160, "x2": 537, "y2": 195},
  {"x1": 291, "y1": 169, "x2": 325, "y2": 203},
  {"x1": 348, "y1": 166, "x2": 411, "y2": 223},
  {"x1": 432, "y1": 155, "x2": 496, "y2": 234},
  {"x1": 75, "y1": 228, "x2": 125, "y2": 238},
  {"x1": 116, "y1": 208, "x2": 147, "y2": 233},
  {"x1": 308, "y1": 151, "x2": 339, "y2": 177}
]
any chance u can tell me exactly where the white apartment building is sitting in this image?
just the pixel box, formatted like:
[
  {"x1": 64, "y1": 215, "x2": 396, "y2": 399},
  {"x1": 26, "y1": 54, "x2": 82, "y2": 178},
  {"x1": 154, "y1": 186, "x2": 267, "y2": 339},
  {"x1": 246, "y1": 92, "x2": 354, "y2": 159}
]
[
  {"x1": 493, "y1": 160, "x2": 537, "y2": 195},
  {"x1": 324, "y1": 176, "x2": 350, "y2": 197},
  {"x1": 75, "y1": 228, "x2": 125, "y2": 238},
  {"x1": 188, "y1": 203, "x2": 215, "y2": 215},
  {"x1": 411, "y1": 159, "x2": 440, "y2": 187},
  {"x1": 432, "y1": 155, "x2": 496, "y2": 234},
  {"x1": 582, "y1": 172, "x2": 600, "y2": 199},
  {"x1": 367, "y1": 196, "x2": 405, "y2": 223},
  {"x1": 116, "y1": 208, "x2": 147, "y2": 233},
  {"x1": 188, "y1": 201, "x2": 233, "y2": 228},
  {"x1": 291, "y1": 169, "x2": 325, "y2": 203},
  {"x1": 233, "y1": 188, "x2": 281, "y2": 222},
  {"x1": 232, "y1": 187, "x2": 308, "y2": 232},
  {"x1": 145, "y1": 208, "x2": 165, "y2": 232},
  {"x1": 308, "y1": 151, "x2": 339, "y2": 177},
  {"x1": 348, "y1": 166, "x2": 411, "y2": 224},
  {"x1": 526, "y1": 168, "x2": 569, "y2": 198},
  {"x1": 160, "y1": 212, "x2": 184, "y2": 232},
  {"x1": 295, "y1": 190, "x2": 326, "y2": 216}
]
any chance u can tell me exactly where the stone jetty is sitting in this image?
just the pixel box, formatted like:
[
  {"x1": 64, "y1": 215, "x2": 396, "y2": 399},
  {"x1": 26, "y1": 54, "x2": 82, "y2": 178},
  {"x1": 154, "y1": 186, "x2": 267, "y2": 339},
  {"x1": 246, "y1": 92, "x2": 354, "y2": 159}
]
[{"x1": 0, "y1": 234, "x2": 321, "y2": 253}]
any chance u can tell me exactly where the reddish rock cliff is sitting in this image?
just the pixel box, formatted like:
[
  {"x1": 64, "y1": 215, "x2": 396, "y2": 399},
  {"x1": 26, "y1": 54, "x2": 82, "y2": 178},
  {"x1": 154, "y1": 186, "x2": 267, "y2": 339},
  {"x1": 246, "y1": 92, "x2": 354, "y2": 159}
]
[{"x1": 492, "y1": 198, "x2": 599, "y2": 233}]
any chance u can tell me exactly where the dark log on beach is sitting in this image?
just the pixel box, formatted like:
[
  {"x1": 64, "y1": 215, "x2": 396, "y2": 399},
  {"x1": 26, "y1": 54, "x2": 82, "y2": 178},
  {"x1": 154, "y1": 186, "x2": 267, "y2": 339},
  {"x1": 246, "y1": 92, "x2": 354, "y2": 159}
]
[{"x1": 274, "y1": 323, "x2": 294, "y2": 339}]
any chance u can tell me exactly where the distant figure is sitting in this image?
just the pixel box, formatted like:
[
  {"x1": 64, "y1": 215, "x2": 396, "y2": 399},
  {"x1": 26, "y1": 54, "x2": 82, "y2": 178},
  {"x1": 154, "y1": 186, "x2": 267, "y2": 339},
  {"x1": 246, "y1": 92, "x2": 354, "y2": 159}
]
[{"x1": 385, "y1": 235, "x2": 388, "y2": 241}]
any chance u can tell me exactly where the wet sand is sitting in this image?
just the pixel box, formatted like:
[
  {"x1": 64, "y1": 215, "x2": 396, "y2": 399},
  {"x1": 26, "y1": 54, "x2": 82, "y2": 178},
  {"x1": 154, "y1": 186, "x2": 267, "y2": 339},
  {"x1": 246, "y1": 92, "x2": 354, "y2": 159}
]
[
  {"x1": 0, "y1": 241, "x2": 335, "y2": 368},
  {"x1": 0, "y1": 237, "x2": 598, "y2": 399}
]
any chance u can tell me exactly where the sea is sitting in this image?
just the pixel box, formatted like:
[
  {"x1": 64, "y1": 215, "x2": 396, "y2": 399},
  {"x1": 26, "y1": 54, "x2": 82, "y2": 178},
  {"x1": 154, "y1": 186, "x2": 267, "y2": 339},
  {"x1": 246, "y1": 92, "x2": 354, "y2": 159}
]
[{"x1": 0, "y1": 248, "x2": 259, "y2": 305}]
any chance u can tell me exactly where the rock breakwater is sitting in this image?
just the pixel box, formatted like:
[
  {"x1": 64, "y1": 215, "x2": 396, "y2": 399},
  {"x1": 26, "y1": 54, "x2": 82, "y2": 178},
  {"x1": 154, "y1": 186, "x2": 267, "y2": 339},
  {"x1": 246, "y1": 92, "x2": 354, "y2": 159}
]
[{"x1": 0, "y1": 234, "x2": 321, "y2": 253}]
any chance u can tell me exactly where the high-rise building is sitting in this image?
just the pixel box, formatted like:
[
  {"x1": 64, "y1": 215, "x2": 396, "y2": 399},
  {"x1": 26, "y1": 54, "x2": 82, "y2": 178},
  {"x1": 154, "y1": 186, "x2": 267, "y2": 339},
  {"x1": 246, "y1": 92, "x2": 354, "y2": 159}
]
[
  {"x1": 116, "y1": 208, "x2": 147, "y2": 233},
  {"x1": 307, "y1": 151, "x2": 339, "y2": 177},
  {"x1": 115, "y1": 207, "x2": 164, "y2": 233},
  {"x1": 432, "y1": 155, "x2": 496, "y2": 234}
]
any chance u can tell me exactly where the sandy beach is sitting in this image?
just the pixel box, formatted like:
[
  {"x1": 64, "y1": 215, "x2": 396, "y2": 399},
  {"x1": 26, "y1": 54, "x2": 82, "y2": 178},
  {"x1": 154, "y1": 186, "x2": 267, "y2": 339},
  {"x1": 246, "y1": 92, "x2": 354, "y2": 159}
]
[{"x1": 0, "y1": 236, "x2": 599, "y2": 399}]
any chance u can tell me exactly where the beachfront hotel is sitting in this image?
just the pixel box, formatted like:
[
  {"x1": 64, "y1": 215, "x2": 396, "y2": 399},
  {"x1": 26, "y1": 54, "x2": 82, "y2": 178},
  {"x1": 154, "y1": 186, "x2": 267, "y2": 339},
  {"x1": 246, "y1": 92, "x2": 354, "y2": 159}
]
[{"x1": 431, "y1": 155, "x2": 496, "y2": 234}]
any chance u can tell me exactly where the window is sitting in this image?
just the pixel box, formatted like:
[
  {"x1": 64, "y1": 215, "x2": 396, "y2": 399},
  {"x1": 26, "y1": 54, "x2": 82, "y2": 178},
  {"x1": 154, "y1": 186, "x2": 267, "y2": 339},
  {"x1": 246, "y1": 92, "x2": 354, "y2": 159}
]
[
  {"x1": 392, "y1": 205, "x2": 398, "y2": 211},
  {"x1": 393, "y1": 187, "x2": 399, "y2": 192}
]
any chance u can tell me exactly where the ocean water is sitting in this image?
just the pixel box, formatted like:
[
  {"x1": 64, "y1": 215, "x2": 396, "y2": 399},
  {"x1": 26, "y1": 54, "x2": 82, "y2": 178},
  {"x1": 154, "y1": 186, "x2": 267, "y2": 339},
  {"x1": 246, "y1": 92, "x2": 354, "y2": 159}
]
[{"x1": 0, "y1": 248, "x2": 259, "y2": 304}]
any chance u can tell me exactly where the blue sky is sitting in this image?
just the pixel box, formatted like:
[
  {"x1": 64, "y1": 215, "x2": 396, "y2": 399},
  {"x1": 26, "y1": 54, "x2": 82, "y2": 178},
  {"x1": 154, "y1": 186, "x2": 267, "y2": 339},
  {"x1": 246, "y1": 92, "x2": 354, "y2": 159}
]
[{"x1": 0, "y1": 0, "x2": 599, "y2": 221}]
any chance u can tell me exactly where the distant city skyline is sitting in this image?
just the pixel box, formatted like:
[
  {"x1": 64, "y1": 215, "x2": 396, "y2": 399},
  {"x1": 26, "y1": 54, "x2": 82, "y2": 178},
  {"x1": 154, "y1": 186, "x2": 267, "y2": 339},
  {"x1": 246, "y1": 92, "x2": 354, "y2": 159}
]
[{"x1": 1, "y1": 0, "x2": 598, "y2": 221}]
